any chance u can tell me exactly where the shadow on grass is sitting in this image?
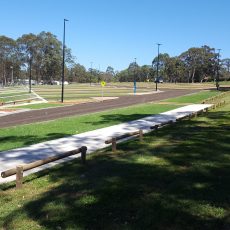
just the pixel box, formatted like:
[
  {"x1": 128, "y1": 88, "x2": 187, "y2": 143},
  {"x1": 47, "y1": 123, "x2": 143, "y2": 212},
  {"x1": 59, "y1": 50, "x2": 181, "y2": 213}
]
[
  {"x1": 0, "y1": 133, "x2": 70, "y2": 151},
  {"x1": 2, "y1": 110, "x2": 230, "y2": 229},
  {"x1": 84, "y1": 113, "x2": 157, "y2": 126}
]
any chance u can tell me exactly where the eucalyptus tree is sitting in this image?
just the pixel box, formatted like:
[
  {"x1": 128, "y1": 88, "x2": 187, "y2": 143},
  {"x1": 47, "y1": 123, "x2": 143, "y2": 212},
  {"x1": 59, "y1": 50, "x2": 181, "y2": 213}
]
[
  {"x1": 152, "y1": 53, "x2": 170, "y2": 81},
  {"x1": 104, "y1": 66, "x2": 115, "y2": 82},
  {"x1": 68, "y1": 63, "x2": 88, "y2": 83},
  {"x1": 17, "y1": 32, "x2": 75, "y2": 83},
  {"x1": 128, "y1": 61, "x2": 140, "y2": 82},
  {"x1": 179, "y1": 46, "x2": 217, "y2": 83},
  {"x1": 179, "y1": 48, "x2": 202, "y2": 83},
  {"x1": 221, "y1": 58, "x2": 230, "y2": 81},
  {"x1": 17, "y1": 33, "x2": 39, "y2": 82},
  {"x1": 139, "y1": 65, "x2": 153, "y2": 82},
  {"x1": 37, "y1": 31, "x2": 63, "y2": 82},
  {"x1": 163, "y1": 57, "x2": 185, "y2": 83},
  {"x1": 116, "y1": 69, "x2": 129, "y2": 82},
  {"x1": 0, "y1": 36, "x2": 18, "y2": 85},
  {"x1": 200, "y1": 45, "x2": 217, "y2": 82}
]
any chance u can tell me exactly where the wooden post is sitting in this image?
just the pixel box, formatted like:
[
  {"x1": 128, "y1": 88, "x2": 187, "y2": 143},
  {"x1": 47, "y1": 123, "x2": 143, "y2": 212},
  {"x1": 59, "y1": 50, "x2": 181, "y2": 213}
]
[
  {"x1": 112, "y1": 138, "x2": 116, "y2": 152},
  {"x1": 16, "y1": 165, "x2": 23, "y2": 189},
  {"x1": 139, "y1": 129, "x2": 143, "y2": 141},
  {"x1": 80, "y1": 146, "x2": 87, "y2": 164},
  {"x1": 155, "y1": 125, "x2": 159, "y2": 132}
]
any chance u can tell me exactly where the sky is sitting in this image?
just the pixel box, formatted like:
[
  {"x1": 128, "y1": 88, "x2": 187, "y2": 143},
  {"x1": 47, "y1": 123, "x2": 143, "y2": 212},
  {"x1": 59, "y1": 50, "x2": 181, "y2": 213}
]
[{"x1": 1, "y1": 0, "x2": 230, "y2": 71}]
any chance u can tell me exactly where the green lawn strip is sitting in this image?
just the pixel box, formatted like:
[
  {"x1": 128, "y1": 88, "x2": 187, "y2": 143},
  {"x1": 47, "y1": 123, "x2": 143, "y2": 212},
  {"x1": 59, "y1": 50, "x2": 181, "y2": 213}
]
[
  {"x1": 162, "y1": 90, "x2": 221, "y2": 103},
  {"x1": 15, "y1": 103, "x2": 66, "y2": 110},
  {"x1": 0, "y1": 104, "x2": 178, "y2": 152},
  {"x1": 0, "y1": 99, "x2": 229, "y2": 229}
]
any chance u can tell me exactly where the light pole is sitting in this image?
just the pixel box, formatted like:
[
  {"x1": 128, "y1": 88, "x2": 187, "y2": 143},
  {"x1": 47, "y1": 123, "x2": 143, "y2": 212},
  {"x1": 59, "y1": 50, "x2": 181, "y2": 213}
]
[
  {"x1": 61, "y1": 19, "x2": 68, "y2": 103},
  {"x1": 156, "y1": 43, "x2": 162, "y2": 91},
  {"x1": 216, "y1": 49, "x2": 221, "y2": 90},
  {"x1": 90, "y1": 62, "x2": 93, "y2": 86},
  {"x1": 29, "y1": 57, "x2": 32, "y2": 93},
  {"x1": 134, "y1": 58, "x2": 137, "y2": 94},
  {"x1": 10, "y1": 66, "x2": 13, "y2": 85}
]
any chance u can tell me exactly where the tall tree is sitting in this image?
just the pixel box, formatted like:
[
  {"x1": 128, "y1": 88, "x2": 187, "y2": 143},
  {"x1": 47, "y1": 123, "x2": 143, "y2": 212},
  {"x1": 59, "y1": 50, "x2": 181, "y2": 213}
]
[
  {"x1": 0, "y1": 36, "x2": 19, "y2": 85},
  {"x1": 221, "y1": 58, "x2": 230, "y2": 80}
]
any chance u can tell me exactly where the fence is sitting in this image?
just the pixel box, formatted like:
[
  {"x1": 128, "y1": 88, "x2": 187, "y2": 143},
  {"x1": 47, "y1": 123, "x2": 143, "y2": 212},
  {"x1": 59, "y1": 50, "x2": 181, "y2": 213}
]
[
  {"x1": 105, "y1": 130, "x2": 143, "y2": 152},
  {"x1": 1, "y1": 146, "x2": 87, "y2": 189}
]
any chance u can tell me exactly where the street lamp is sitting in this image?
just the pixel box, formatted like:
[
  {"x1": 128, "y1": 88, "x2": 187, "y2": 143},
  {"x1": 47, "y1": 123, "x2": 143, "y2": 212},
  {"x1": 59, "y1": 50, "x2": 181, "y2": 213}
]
[
  {"x1": 61, "y1": 18, "x2": 69, "y2": 103},
  {"x1": 90, "y1": 62, "x2": 93, "y2": 86},
  {"x1": 156, "y1": 43, "x2": 162, "y2": 91},
  {"x1": 216, "y1": 48, "x2": 221, "y2": 90},
  {"x1": 29, "y1": 56, "x2": 32, "y2": 93},
  {"x1": 134, "y1": 58, "x2": 137, "y2": 94}
]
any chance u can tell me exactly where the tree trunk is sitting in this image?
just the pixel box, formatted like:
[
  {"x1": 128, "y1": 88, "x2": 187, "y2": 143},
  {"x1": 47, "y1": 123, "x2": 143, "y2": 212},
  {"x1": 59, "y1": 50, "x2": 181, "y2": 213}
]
[{"x1": 191, "y1": 68, "x2": 196, "y2": 83}]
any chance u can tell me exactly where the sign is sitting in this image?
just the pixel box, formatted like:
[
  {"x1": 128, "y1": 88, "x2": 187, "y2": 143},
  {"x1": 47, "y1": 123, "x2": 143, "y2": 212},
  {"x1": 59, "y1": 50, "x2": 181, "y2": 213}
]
[{"x1": 101, "y1": 81, "x2": 106, "y2": 87}]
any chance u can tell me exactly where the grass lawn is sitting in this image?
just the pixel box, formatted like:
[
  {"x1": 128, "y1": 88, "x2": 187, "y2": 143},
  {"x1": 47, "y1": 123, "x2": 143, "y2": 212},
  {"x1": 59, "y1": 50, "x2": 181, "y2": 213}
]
[
  {"x1": 15, "y1": 103, "x2": 66, "y2": 110},
  {"x1": 0, "y1": 94, "x2": 229, "y2": 229},
  {"x1": 0, "y1": 103, "x2": 179, "y2": 152},
  {"x1": 32, "y1": 84, "x2": 152, "y2": 101},
  {"x1": 162, "y1": 90, "x2": 221, "y2": 104}
]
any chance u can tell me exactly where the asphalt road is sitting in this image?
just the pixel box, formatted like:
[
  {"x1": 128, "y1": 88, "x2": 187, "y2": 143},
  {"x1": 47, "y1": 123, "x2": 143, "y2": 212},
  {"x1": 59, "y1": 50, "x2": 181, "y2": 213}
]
[{"x1": 0, "y1": 89, "x2": 199, "y2": 128}]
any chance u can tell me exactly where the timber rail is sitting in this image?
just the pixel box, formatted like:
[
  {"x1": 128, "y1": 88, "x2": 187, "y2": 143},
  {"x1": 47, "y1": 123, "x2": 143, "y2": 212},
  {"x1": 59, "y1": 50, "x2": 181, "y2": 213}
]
[
  {"x1": 105, "y1": 130, "x2": 143, "y2": 152},
  {"x1": 1, "y1": 146, "x2": 87, "y2": 189}
]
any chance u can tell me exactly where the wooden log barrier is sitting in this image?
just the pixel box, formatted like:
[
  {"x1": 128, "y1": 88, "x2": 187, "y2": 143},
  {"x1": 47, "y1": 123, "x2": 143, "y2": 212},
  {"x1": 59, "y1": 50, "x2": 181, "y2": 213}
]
[
  {"x1": 1, "y1": 146, "x2": 87, "y2": 179},
  {"x1": 150, "y1": 124, "x2": 159, "y2": 130},
  {"x1": 105, "y1": 130, "x2": 143, "y2": 152},
  {"x1": 80, "y1": 146, "x2": 87, "y2": 164},
  {"x1": 139, "y1": 129, "x2": 143, "y2": 141},
  {"x1": 105, "y1": 130, "x2": 141, "y2": 145},
  {"x1": 112, "y1": 138, "x2": 117, "y2": 152},
  {"x1": 16, "y1": 165, "x2": 23, "y2": 189},
  {"x1": 203, "y1": 108, "x2": 208, "y2": 113},
  {"x1": 150, "y1": 120, "x2": 173, "y2": 129}
]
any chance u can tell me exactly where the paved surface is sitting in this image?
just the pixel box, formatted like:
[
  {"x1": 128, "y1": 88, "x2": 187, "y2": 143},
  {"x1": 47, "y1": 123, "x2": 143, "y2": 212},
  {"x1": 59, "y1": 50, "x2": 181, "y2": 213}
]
[
  {"x1": 0, "y1": 89, "x2": 199, "y2": 128},
  {"x1": 0, "y1": 104, "x2": 212, "y2": 184}
]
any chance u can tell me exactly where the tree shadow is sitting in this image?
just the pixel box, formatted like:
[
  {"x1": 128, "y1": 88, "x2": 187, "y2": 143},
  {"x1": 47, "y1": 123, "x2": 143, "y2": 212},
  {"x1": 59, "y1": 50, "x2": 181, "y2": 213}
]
[
  {"x1": 0, "y1": 133, "x2": 70, "y2": 152},
  {"x1": 1, "y1": 110, "x2": 230, "y2": 229},
  {"x1": 84, "y1": 113, "x2": 158, "y2": 126}
]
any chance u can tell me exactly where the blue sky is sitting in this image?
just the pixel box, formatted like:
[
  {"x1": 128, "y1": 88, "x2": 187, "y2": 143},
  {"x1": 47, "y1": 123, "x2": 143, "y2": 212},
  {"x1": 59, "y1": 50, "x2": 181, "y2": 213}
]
[{"x1": 1, "y1": 0, "x2": 229, "y2": 71}]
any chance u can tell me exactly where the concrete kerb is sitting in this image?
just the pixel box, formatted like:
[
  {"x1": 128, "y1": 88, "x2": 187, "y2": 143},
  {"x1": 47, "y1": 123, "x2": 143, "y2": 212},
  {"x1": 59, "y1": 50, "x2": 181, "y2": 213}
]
[{"x1": 0, "y1": 104, "x2": 213, "y2": 184}]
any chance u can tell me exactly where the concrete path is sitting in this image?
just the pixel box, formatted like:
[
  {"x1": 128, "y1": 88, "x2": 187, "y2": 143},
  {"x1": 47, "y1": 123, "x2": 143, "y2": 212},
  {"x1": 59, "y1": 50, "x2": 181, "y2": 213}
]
[{"x1": 0, "y1": 104, "x2": 212, "y2": 184}]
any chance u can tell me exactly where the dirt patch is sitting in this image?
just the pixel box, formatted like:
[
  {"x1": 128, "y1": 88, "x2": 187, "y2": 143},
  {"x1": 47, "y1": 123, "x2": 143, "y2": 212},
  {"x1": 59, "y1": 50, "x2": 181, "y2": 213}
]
[{"x1": 91, "y1": 97, "x2": 119, "y2": 101}]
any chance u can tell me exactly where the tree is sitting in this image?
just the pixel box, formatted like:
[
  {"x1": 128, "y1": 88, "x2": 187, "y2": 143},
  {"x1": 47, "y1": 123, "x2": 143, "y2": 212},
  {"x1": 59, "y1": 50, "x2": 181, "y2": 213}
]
[
  {"x1": 103, "y1": 66, "x2": 114, "y2": 82},
  {"x1": 152, "y1": 53, "x2": 170, "y2": 81},
  {"x1": 106, "y1": 66, "x2": 115, "y2": 76},
  {"x1": 17, "y1": 31, "x2": 75, "y2": 83},
  {"x1": 17, "y1": 33, "x2": 40, "y2": 83},
  {"x1": 0, "y1": 36, "x2": 19, "y2": 85},
  {"x1": 179, "y1": 46, "x2": 217, "y2": 83},
  {"x1": 221, "y1": 58, "x2": 230, "y2": 81},
  {"x1": 68, "y1": 63, "x2": 88, "y2": 83}
]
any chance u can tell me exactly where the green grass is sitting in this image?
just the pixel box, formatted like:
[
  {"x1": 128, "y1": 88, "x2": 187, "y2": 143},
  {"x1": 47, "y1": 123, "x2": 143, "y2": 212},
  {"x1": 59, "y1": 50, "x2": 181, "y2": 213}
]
[
  {"x1": 0, "y1": 103, "x2": 178, "y2": 152},
  {"x1": 15, "y1": 103, "x2": 65, "y2": 110},
  {"x1": 0, "y1": 95, "x2": 229, "y2": 229},
  {"x1": 32, "y1": 84, "x2": 153, "y2": 101},
  {"x1": 162, "y1": 90, "x2": 221, "y2": 104}
]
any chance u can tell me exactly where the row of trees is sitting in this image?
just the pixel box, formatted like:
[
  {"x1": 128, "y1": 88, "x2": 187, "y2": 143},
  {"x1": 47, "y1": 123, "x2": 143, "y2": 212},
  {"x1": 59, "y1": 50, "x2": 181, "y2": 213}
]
[
  {"x1": 117, "y1": 46, "x2": 230, "y2": 83},
  {"x1": 0, "y1": 32, "x2": 75, "y2": 85},
  {"x1": 1, "y1": 31, "x2": 230, "y2": 85}
]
